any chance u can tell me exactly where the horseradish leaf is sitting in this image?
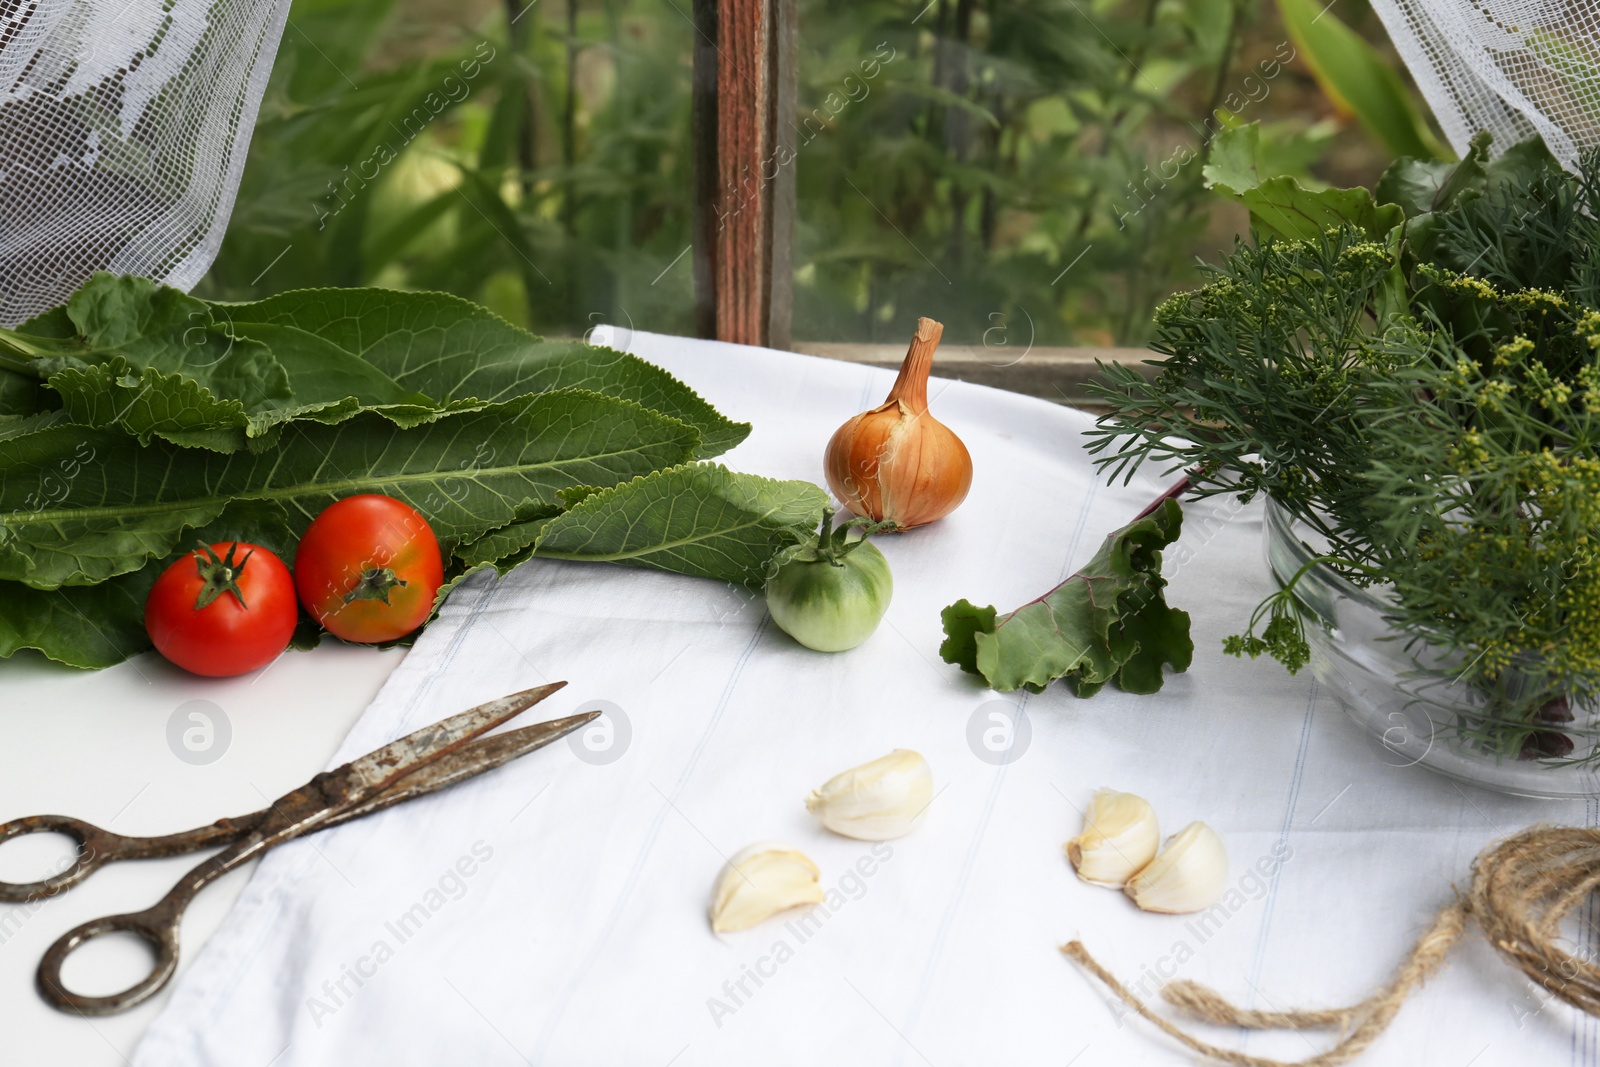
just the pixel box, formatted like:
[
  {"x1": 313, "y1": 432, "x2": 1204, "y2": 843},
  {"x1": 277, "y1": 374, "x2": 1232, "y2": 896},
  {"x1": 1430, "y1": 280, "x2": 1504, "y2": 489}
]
[
  {"x1": 459, "y1": 464, "x2": 825, "y2": 586},
  {"x1": 220, "y1": 287, "x2": 750, "y2": 457},
  {"x1": 0, "y1": 390, "x2": 699, "y2": 589}
]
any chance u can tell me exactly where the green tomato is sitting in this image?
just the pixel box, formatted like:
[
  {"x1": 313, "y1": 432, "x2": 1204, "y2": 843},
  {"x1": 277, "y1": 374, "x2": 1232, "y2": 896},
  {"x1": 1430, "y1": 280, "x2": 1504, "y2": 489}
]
[{"x1": 765, "y1": 539, "x2": 894, "y2": 652}]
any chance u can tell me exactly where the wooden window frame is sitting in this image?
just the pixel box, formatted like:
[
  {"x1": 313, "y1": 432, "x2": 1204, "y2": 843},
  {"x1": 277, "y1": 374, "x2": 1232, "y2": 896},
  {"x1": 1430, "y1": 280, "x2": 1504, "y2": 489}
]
[
  {"x1": 691, "y1": 0, "x2": 796, "y2": 349},
  {"x1": 689, "y1": 2, "x2": 1156, "y2": 410}
]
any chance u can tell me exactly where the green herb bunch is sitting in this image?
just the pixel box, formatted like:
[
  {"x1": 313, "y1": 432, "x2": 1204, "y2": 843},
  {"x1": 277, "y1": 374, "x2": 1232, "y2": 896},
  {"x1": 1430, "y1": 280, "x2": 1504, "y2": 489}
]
[
  {"x1": 0, "y1": 277, "x2": 827, "y2": 670},
  {"x1": 1088, "y1": 129, "x2": 1600, "y2": 758}
]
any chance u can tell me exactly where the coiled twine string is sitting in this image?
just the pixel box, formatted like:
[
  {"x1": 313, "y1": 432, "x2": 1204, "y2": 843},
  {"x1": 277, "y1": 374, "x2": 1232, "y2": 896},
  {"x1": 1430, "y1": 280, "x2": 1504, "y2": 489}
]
[{"x1": 1063, "y1": 826, "x2": 1600, "y2": 1066}]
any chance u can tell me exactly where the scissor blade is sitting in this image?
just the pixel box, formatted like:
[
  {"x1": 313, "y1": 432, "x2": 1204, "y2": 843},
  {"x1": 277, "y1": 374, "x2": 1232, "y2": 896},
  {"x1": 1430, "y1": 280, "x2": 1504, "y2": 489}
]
[
  {"x1": 321, "y1": 710, "x2": 599, "y2": 829},
  {"x1": 332, "y1": 681, "x2": 568, "y2": 804}
]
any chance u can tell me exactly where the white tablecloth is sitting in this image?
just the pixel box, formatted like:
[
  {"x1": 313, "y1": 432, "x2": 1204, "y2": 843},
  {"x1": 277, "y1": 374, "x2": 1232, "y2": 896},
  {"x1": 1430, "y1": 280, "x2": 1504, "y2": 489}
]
[{"x1": 132, "y1": 331, "x2": 1597, "y2": 1067}]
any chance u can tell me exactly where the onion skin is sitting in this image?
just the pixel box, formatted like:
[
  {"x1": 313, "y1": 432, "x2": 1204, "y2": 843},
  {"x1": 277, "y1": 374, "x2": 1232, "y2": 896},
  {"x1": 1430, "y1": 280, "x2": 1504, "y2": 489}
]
[{"x1": 824, "y1": 317, "x2": 973, "y2": 530}]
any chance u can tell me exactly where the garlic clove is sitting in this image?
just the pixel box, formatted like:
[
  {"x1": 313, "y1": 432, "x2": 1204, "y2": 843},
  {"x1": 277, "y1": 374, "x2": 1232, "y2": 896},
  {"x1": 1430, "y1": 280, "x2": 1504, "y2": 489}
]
[
  {"x1": 709, "y1": 841, "x2": 825, "y2": 933},
  {"x1": 1124, "y1": 821, "x2": 1229, "y2": 914},
  {"x1": 1065, "y1": 789, "x2": 1160, "y2": 888},
  {"x1": 806, "y1": 749, "x2": 933, "y2": 840}
]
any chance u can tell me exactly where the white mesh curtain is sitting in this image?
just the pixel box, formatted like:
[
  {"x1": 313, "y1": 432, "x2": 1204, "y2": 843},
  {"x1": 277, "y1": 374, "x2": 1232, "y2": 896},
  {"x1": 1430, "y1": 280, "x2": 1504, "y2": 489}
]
[
  {"x1": 0, "y1": 0, "x2": 290, "y2": 325},
  {"x1": 1370, "y1": 0, "x2": 1600, "y2": 169}
]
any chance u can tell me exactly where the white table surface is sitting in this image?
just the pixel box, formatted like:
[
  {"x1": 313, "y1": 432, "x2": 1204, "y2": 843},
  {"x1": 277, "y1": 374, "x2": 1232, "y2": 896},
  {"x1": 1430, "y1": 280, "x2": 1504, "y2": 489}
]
[
  {"x1": 0, "y1": 642, "x2": 405, "y2": 1065},
  {"x1": 8, "y1": 329, "x2": 1600, "y2": 1067}
]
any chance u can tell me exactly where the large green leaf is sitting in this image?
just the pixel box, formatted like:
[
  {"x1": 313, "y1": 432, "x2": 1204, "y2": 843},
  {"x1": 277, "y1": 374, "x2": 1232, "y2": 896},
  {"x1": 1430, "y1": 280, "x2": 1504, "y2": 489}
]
[
  {"x1": 5, "y1": 276, "x2": 752, "y2": 459},
  {"x1": 230, "y1": 321, "x2": 434, "y2": 410},
  {"x1": 46, "y1": 355, "x2": 418, "y2": 455},
  {"x1": 939, "y1": 498, "x2": 1192, "y2": 695},
  {"x1": 1376, "y1": 138, "x2": 1489, "y2": 219},
  {"x1": 45, "y1": 359, "x2": 264, "y2": 454},
  {"x1": 1204, "y1": 123, "x2": 1404, "y2": 242},
  {"x1": 0, "y1": 411, "x2": 70, "y2": 441},
  {"x1": 0, "y1": 570, "x2": 155, "y2": 668},
  {"x1": 0, "y1": 368, "x2": 48, "y2": 419},
  {"x1": 0, "y1": 390, "x2": 700, "y2": 589},
  {"x1": 218, "y1": 287, "x2": 750, "y2": 457},
  {"x1": 0, "y1": 276, "x2": 288, "y2": 426},
  {"x1": 0, "y1": 275, "x2": 438, "y2": 450},
  {"x1": 460, "y1": 463, "x2": 827, "y2": 586},
  {"x1": 1380, "y1": 133, "x2": 1566, "y2": 272}
]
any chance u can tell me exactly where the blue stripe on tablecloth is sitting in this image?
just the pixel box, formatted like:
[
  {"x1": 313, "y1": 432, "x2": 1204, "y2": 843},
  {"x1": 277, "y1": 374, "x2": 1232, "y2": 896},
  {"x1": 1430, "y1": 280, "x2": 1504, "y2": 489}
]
[
  {"x1": 1239, "y1": 678, "x2": 1320, "y2": 1052},
  {"x1": 530, "y1": 613, "x2": 773, "y2": 1064},
  {"x1": 890, "y1": 479, "x2": 1102, "y2": 1065}
]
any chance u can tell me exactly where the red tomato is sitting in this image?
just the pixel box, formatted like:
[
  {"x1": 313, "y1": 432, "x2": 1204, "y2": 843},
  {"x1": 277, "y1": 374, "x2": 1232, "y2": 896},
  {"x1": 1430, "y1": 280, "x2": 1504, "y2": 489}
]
[
  {"x1": 145, "y1": 542, "x2": 298, "y2": 677},
  {"x1": 294, "y1": 495, "x2": 444, "y2": 643}
]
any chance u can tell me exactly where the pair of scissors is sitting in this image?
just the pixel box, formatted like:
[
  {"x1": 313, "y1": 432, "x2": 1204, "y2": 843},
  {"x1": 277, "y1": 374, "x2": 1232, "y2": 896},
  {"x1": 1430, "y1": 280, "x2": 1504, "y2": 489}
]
[{"x1": 0, "y1": 681, "x2": 594, "y2": 1016}]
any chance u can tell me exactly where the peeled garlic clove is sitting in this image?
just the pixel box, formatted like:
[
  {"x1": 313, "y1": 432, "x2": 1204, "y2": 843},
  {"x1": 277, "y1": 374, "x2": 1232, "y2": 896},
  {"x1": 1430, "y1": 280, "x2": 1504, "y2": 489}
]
[
  {"x1": 1065, "y1": 789, "x2": 1160, "y2": 888},
  {"x1": 824, "y1": 317, "x2": 973, "y2": 530},
  {"x1": 806, "y1": 749, "x2": 933, "y2": 840},
  {"x1": 709, "y1": 841, "x2": 824, "y2": 933},
  {"x1": 1124, "y1": 821, "x2": 1228, "y2": 914}
]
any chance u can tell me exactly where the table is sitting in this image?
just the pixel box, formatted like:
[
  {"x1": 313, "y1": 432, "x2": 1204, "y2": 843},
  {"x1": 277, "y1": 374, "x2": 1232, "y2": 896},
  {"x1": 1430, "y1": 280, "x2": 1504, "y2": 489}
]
[
  {"x1": 5, "y1": 329, "x2": 1596, "y2": 1067},
  {"x1": 0, "y1": 643, "x2": 404, "y2": 1064}
]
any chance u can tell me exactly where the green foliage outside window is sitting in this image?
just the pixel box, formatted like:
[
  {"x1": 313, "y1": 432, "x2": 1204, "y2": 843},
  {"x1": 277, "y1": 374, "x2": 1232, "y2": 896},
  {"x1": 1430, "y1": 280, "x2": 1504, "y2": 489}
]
[{"x1": 201, "y1": 0, "x2": 1437, "y2": 346}]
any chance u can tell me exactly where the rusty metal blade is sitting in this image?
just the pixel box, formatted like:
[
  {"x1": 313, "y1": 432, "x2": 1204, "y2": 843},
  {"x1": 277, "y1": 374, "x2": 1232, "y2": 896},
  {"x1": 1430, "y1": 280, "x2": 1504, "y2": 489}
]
[
  {"x1": 322, "y1": 709, "x2": 600, "y2": 829},
  {"x1": 331, "y1": 681, "x2": 568, "y2": 805}
]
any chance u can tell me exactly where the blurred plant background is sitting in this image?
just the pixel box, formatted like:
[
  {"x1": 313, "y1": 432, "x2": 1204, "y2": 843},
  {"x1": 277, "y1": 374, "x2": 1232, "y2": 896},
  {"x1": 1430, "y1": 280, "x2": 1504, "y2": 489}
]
[{"x1": 198, "y1": 0, "x2": 1444, "y2": 346}]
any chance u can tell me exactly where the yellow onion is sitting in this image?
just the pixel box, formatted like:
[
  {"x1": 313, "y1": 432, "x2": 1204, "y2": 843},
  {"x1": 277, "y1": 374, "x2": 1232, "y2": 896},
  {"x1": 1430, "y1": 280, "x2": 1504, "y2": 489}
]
[{"x1": 824, "y1": 317, "x2": 973, "y2": 530}]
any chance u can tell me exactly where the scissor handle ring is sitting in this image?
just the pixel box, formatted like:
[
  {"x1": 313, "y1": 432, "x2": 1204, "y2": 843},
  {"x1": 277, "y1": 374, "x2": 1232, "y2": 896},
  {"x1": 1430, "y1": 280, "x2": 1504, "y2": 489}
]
[
  {"x1": 0, "y1": 815, "x2": 111, "y2": 903},
  {"x1": 37, "y1": 908, "x2": 180, "y2": 1016}
]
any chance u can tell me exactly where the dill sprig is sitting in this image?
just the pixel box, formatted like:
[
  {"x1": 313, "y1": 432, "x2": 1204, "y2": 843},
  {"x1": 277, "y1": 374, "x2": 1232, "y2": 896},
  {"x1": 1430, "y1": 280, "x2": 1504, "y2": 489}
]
[{"x1": 1088, "y1": 134, "x2": 1600, "y2": 758}]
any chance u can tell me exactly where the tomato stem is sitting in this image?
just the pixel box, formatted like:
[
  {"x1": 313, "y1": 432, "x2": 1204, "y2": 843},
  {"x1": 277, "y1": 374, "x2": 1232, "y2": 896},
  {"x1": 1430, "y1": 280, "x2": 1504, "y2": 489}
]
[
  {"x1": 816, "y1": 507, "x2": 893, "y2": 566},
  {"x1": 191, "y1": 542, "x2": 254, "y2": 610},
  {"x1": 343, "y1": 566, "x2": 409, "y2": 606}
]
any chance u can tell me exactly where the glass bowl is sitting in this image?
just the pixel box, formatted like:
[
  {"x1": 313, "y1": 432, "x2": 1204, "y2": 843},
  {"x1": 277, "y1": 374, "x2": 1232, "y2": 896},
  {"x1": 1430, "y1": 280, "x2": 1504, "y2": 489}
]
[{"x1": 1262, "y1": 497, "x2": 1600, "y2": 798}]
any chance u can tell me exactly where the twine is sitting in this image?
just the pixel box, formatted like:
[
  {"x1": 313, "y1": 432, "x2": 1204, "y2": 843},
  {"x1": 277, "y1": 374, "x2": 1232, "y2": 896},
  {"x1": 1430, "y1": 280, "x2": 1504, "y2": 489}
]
[{"x1": 1063, "y1": 825, "x2": 1600, "y2": 1067}]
